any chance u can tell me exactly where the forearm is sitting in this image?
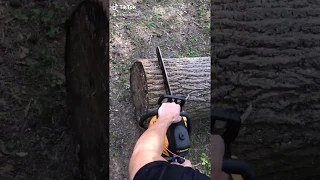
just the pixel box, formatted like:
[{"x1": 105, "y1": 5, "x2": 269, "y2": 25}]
[{"x1": 133, "y1": 116, "x2": 171, "y2": 155}]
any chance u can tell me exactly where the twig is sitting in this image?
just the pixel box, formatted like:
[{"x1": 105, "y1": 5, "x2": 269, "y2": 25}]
[
  {"x1": 0, "y1": 139, "x2": 10, "y2": 155},
  {"x1": 193, "y1": 163, "x2": 201, "y2": 168},
  {"x1": 240, "y1": 103, "x2": 253, "y2": 123},
  {"x1": 194, "y1": 21, "x2": 201, "y2": 28},
  {"x1": 20, "y1": 98, "x2": 33, "y2": 133}
]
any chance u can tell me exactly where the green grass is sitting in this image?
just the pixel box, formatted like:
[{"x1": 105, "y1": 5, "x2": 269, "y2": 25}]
[
  {"x1": 13, "y1": 10, "x2": 29, "y2": 22},
  {"x1": 113, "y1": 61, "x2": 130, "y2": 100},
  {"x1": 200, "y1": 152, "x2": 211, "y2": 176},
  {"x1": 197, "y1": 6, "x2": 205, "y2": 20},
  {"x1": 184, "y1": 36, "x2": 201, "y2": 57},
  {"x1": 113, "y1": 151, "x2": 120, "y2": 157},
  {"x1": 42, "y1": 10, "x2": 54, "y2": 26},
  {"x1": 153, "y1": 13, "x2": 162, "y2": 20},
  {"x1": 145, "y1": 21, "x2": 156, "y2": 28},
  {"x1": 175, "y1": 19, "x2": 183, "y2": 25},
  {"x1": 205, "y1": 22, "x2": 210, "y2": 33}
]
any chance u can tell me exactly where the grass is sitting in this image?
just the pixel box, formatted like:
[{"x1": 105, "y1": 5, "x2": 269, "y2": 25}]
[
  {"x1": 184, "y1": 36, "x2": 201, "y2": 57},
  {"x1": 196, "y1": 4, "x2": 210, "y2": 34},
  {"x1": 200, "y1": 152, "x2": 211, "y2": 176},
  {"x1": 205, "y1": 22, "x2": 210, "y2": 33},
  {"x1": 113, "y1": 61, "x2": 130, "y2": 75},
  {"x1": 111, "y1": 59, "x2": 131, "y2": 100},
  {"x1": 113, "y1": 151, "x2": 120, "y2": 157},
  {"x1": 13, "y1": 8, "x2": 60, "y2": 39},
  {"x1": 153, "y1": 13, "x2": 163, "y2": 20},
  {"x1": 13, "y1": 10, "x2": 29, "y2": 22},
  {"x1": 197, "y1": 6, "x2": 205, "y2": 20},
  {"x1": 145, "y1": 21, "x2": 156, "y2": 28}
]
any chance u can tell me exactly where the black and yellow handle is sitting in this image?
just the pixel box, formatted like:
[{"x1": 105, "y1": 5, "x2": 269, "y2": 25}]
[{"x1": 148, "y1": 114, "x2": 189, "y2": 157}]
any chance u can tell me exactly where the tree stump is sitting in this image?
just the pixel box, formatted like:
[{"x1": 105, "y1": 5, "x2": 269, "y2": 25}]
[
  {"x1": 65, "y1": 1, "x2": 109, "y2": 179},
  {"x1": 130, "y1": 57, "x2": 211, "y2": 123}
]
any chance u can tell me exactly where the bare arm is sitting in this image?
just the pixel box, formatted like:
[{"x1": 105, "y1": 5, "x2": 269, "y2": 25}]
[
  {"x1": 210, "y1": 135, "x2": 229, "y2": 180},
  {"x1": 129, "y1": 103, "x2": 181, "y2": 180}
]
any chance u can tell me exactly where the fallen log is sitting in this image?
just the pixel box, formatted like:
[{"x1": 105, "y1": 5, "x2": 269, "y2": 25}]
[
  {"x1": 130, "y1": 57, "x2": 211, "y2": 123},
  {"x1": 65, "y1": 1, "x2": 109, "y2": 180},
  {"x1": 212, "y1": 1, "x2": 320, "y2": 179}
]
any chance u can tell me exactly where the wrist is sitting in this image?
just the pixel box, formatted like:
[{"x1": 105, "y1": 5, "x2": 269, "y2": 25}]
[{"x1": 158, "y1": 114, "x2": 175, "y2": 126}]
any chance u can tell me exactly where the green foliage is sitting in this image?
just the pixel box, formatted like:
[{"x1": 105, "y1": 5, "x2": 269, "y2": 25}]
[
  {"x1": 13, "y1": 10, "x2": 28, "y2": 22},
  {"x1": 205, "y1": 22, "x2": 210, "y2": 33},
  {"x1": 31, "y1": 9, "x2": 41, "y2": 20},
  {"x1": 42, "y1": 10, "x2": 55, "y2": 26},
  {"x1": 34, "y1": 50, "x2": 54, "y2": 67},
  {"x1": 145, "y1": 21, "x2": 156, "y2": 28},
  {"x1": 113, "y1": 151, "x2": 120, "y2": 157},
  {"x1": 48, "y1": 74, "x2": 64, "y2": 88},
  {"x1": 47, "y1": 26, "x2": 58, "y2": 38},
  {"x1": 153, "y1": 13, "x2": 162, "y2": 20},
  {"x1": 197, "y1": 6, "x2": 204, "y2": 20},
  {"x1": 200, "y1": 152, "x2": 211, "y2": 176}
]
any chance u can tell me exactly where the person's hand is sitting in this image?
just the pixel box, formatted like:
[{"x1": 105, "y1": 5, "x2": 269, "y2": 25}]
[
  {"x1": 158, "y1": 102, "x2": 181, "y2": 124},
  {"x1": 171, "y1": 159, "x2": 192, "y2": 168}
]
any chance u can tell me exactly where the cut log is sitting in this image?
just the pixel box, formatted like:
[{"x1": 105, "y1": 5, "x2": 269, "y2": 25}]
[
  {"x1": 65, "y1": 1, "x2": 109, "y2": 180},
  {"x1": 212, "y1": 1, "x2": 320, "y2": 179},
  {"x1": 130, "y1": 57, "x2": 211, "y2": 123}
]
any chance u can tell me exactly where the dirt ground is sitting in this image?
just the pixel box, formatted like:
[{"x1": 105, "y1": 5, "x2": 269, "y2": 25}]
[
  {"x1": 0, "y1": 0, "x2": 82, "y2": 179},
  {"x1": 109, "y1": 0, "x2": 211, "y2": 179}
]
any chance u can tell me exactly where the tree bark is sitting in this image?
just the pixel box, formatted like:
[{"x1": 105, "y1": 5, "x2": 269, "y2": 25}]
[
  {"x1": 65, "y1": 1, "x2": 109, "y2": 180},
  {"x1": 130, "y1": 57, "x2": 211, "y2": 123},
  {"x1": 212, "y1": 1, "x2": 320, "y2": 180}
]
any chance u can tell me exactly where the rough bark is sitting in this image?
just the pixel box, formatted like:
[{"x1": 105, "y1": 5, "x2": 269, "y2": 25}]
[
  {"x1": 211, "y1": 1, "x2": 320, "y2": 180},
  {"x1": 65, "y1": 1, "x2": 109, "y2": 180},
  {"x1": 130, "y1": 57, "x2": 211, "y2": 123}
]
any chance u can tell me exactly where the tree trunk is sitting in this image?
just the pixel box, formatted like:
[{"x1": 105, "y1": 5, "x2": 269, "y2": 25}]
[
  {"x1": 212, "y1": 1, "x2": 320, "y2": 180},
  {"x1": 65, "y1": 1, "x2": 109, "y2": 180},
  {"x1": 130, "y1": 57, "x2": 211, "y2": 123}
]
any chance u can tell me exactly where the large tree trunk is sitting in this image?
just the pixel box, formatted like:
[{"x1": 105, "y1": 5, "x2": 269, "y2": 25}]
[
  {"x1": 65, "y1": 1, "x2": 109, "y2": 179},
  {"x1": 212, "y1": 1, "x2": 320, "y2": 180},
  {"x1": 130, "y1": 57, "x2": 211, "y2": 123}
]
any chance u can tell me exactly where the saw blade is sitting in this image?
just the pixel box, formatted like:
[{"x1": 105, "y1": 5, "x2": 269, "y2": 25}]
[{"x1": 156, "y1": 46, "x2": 172, "y2": 95}]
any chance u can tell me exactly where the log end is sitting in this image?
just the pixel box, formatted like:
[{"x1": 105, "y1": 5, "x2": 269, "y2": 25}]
[
  {"x1": 130, "y1": 61, "x2": 149, "y2": 121},
  {"x1": 65, "y1": 1, "x2": 109, "y2": 179}
]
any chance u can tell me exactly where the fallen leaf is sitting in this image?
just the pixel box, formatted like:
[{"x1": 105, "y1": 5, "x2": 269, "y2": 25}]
[
  {"x1": 17, "y1": 33, "x2": 24, "y2": 41},
  {"x1": 0, "y1": 140, "x2": 9, "y2": 155},
  {"x1": 26, "y1": 33, "x2": 31, "y2": 40},
  {"x1": 0, "y1": 165, "x2": 13, "y2": 175},
  {"x1": 49, "y1": 70, "x2": 66, "y2": 82},
  {"x1": 4, "y1": 17, "x2": 14, "y2": 24},
  {"x1": 241, "y1": 103, "x2": 253, "y2": 123},
  {"x1": 16, "y1": 152, "x2": 28, "y2": 157},
  {"x1": 19, "y1": 47, "x2": 29, "y2": 59}
]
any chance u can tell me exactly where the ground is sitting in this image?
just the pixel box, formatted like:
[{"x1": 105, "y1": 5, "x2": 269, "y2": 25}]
[
  {"x1": 0, "y1": 0, "x2": 81, "y2": 179},
  {"x1": 109, "y1": 0, "x2": 211, "y2": 179}
]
